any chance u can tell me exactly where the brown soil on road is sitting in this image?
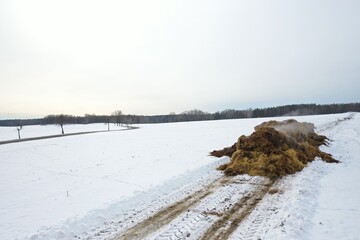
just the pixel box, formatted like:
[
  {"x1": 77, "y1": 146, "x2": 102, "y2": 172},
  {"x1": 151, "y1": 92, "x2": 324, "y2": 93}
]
[
  {"x1": 200, "y1": 178, "x2": 276, "y2": 240},
  {"x1": 115, "y1": 176, "x2": 276, "y2": 240},
  {"x1": 115, "y1": 176, "x2": 235, "y2": 240}
]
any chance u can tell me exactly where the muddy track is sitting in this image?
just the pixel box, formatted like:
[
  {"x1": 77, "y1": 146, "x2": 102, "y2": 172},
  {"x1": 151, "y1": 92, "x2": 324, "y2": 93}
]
[
  {"x1": 115, "y1": 176, "x2": 234, "y2": 239},
  {"x1": 200, "y1": 178, "x2": 276, "y2": 240},
  {"x1": 114, "y1": 176, "x2": 276, "y2": 240}
]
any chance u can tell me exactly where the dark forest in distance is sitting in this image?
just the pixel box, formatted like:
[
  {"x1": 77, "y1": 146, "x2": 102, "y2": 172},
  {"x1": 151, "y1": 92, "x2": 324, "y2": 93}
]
[{"x1": 1, "y1": 103, "x2": 359, "y2": 127}]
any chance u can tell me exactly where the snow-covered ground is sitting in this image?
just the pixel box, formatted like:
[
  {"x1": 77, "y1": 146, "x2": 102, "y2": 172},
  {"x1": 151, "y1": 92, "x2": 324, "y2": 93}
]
[
  {"x1": 0, "y1": 123, "x2": 126, "y2": 142},
  {"x1": 0, "y1": 113, "x2": 359, "y2": 239}
]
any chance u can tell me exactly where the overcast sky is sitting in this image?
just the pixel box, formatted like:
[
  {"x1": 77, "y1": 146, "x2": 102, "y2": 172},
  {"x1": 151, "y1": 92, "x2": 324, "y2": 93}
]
[{"x1": 1, "y1": 0, "x2": 359, "y2": 119}]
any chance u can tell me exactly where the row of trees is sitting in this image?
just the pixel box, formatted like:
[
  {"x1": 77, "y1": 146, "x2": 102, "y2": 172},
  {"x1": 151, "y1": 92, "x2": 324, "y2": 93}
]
[
  {"x1": 5, "y1": 110, "x2": 124, "y2": 138},
  {"x1": 41, "y1": 110, "x2": 125, "y2": 134},
  {"x1": 1, "y1": 103, "x2": 360, "y2": 129}
]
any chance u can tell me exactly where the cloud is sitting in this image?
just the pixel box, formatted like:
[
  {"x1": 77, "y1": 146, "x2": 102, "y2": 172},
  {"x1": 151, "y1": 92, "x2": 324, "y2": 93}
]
[{"x1": 0, "y1": 0, "x2": 359, "y2": 117}]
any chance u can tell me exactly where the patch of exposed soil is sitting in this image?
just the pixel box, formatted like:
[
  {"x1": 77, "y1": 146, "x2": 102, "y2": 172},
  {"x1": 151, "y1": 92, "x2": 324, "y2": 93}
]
[{"x1": 211, "y1": 119, "x2": 339, "y2": 177}]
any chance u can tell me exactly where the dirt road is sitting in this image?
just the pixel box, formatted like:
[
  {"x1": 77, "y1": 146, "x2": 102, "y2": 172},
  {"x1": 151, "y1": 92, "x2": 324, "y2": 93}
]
[{"x1": 113, "y1": 175, "x2": 276, "y2": 240}]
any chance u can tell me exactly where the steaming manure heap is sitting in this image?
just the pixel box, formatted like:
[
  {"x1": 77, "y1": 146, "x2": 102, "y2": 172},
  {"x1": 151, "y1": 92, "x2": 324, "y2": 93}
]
[{"x1": 211, "y1": 119, "x2": 339, "y2": 177}]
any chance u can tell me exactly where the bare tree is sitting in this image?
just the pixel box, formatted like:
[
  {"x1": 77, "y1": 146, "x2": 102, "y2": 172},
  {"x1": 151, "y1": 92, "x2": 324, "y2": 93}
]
[
  {"x1": 105, "y1": 115, "x2": 112, "y2": 131},
  {"x1": 112, "y1": 110, "x2": 122, "y2": 126},
  {"x1": 57, "y1": 114, "x2": 66, "y2": 134},
  {"x1": 16, "y1": 125, "x2": 23, "y2": 139}
]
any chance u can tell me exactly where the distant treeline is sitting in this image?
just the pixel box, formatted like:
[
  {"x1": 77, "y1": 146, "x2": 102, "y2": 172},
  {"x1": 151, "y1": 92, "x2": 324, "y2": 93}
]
[{"x1": 1, "y1": 103, "x2": 359, "y2": 127}]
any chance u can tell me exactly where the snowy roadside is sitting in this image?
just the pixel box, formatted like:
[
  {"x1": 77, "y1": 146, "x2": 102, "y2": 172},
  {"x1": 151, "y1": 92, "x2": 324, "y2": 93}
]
[{"x1": 30, "y1": 158, "x2": 229, "y2": 239}]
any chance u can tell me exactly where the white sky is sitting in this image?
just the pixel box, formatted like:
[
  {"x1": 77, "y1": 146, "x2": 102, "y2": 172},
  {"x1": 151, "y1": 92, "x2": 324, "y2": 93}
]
[{"x1": 1, "y1": 0, "x2": 359, "y2": 118}]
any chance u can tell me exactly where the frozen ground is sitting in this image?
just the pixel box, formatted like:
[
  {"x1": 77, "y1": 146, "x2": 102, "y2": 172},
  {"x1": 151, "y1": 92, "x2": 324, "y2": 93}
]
[{"x1": 0, "y1": 113, "x2": 359, "y2": 239}]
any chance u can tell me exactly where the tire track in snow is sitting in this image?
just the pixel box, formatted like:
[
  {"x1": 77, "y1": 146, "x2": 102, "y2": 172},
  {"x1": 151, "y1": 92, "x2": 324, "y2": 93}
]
[
  {"x1": 317, "y1": 113, "x2": 355, "y2": 134},
  {"x1": 114, "y1": 176, "x2": 235, "y2": 239},
  {"x1": 114, "y1": 176, "x2": 275, "y2": 240},
  {"x1": 149, "y1": 177, "x2": 267, "y2": 240},
  {"x1": 199, "y1": 178, "x2": 276, "y2": 240}
]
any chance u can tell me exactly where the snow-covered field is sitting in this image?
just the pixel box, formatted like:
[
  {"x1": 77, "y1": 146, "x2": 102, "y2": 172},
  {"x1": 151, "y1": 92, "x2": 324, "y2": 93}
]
[
  {"x1": 0, "y1": 113, "x2": 359, "y2": 239},
  {"x1": 0, "y1": 123, "x2": 126, "y2": 142}
]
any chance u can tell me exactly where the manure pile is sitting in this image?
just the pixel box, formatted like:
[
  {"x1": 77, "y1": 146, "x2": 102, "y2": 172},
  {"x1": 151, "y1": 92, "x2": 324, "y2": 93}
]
[{"x1": 211, "y1": 119, "x2": 339, "y2": 177}]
